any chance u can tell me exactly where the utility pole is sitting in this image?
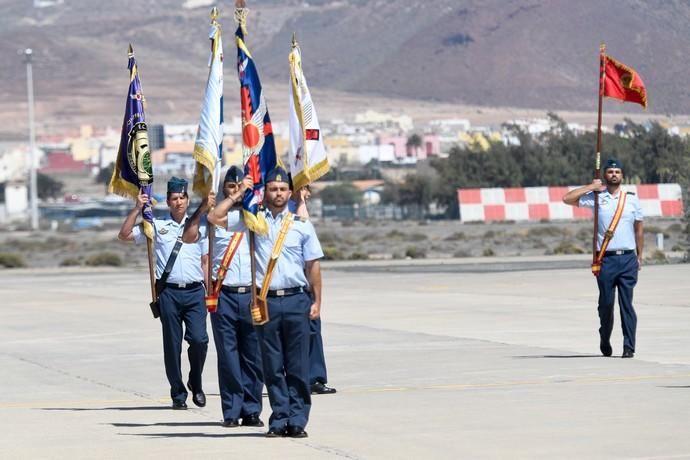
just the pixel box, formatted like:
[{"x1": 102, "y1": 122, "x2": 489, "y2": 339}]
[{"x1": 24, "y1": 48, "x2": 38, "y2": 230}]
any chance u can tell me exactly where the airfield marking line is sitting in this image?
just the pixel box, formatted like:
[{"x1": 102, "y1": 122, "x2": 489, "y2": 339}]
[
  {"x1": 3, "y1": 372, "x2": 690, "y2": 408},
  {"x1": 343, "y1": 373, "x2": 690, "y2": 393}
]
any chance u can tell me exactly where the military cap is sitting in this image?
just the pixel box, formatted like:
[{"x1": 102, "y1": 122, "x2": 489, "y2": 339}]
[
  {"x1": 224, "y1": 165, "x2": 245, "y2": 184},
  {"x1": 167, "y1": 176, "x2": 188, "y2": 194},
  {"x1": 604, "y1": 158, "x2": 623, "y2": 171},
  {"x1": 265, "y1": 166, "x2": 289, "y2": 184}
]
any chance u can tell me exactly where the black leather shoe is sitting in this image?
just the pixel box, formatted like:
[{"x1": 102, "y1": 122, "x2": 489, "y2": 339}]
[
  {"x1": 241, "y1": 414, "x2": 264, "y2": 427},
  {"x1": 600, "y1": 340, "x2": 612, "y2": 357},
  {"x1": 265, "y1": 426, "x2": 287, "y2": 438},
  {"x1": 622, "y1": 349, "x2": 634, "y2": 358},
  {"x1": 311, "y1": 381, "x2": 337, "y2": 395},
  {"x1": 187, "y1": 381, "x2": 206, "y2": 407},
  {"x1": 222, "y1": 419, "x2": 239, "y2": 428},
  {"x1": 287, "y1": 425, "x2": 308, "y2": 438},
  {"x1": 172, "y1": 400, "x2": 188, "y2": 410}
]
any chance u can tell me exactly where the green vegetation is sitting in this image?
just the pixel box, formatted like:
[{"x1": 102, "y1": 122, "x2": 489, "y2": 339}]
[
  {"x1": 85, "y1": 252, "x2": 123, "y2": 267},
  {"x1": 431, "y1": 115, "x2": 690, "y2": 218},
  {"x1": 0, "y1": 253, "x2": 25, "y2": 268},
  {"x1": 317, "y1": 183, "x2": 363, "y2": 205},
  {"x1": 647, "y1": 250, "x2": 668, "y2": 264},
  {"x1": 385, "y1": 230, "x2": 406, "y2": 239},
  {"x1": 405, "y1": 246, "x2": 426, "y2": 259},
  {"x1": 37, "y1": 173, "x2": 64, "y2": 200},
  {"x1": 322, "y1": 246, "x2": 345, "y2": 261},
  {"x1": 60, "y1": 257, "x2": 82, "y2": 267},
  {"x1": 553, "y1": 241, "x2": 585, "y2": 254}
]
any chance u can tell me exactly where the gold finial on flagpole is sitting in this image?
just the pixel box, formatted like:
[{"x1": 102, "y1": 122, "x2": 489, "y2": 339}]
[
  {"x1": 211, "y1": 6, "x2": 219, "y2": 24},
  {"x1": 292, "y1": 32, "x2": 298, "y2": 48},
  {"x1": 128, "y1": 43, "x2": 134, "y2": 57},
  {"x1": 234, "y1": 0, "x2": 248, "y2": 32}
]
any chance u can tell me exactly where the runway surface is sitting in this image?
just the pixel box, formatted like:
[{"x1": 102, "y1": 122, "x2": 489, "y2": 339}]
[{"x1": 1, "y1": 259, "x2": 689, "y2": 459}]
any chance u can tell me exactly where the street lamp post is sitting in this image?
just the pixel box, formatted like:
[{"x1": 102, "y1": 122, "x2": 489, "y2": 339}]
[{"x1": 24, "y1": 48, "x2": 38, "y2": 230}]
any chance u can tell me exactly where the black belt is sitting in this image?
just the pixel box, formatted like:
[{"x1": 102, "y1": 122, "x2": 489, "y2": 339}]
[
  {"x1": 164, "y1": 281, "x2": 203, "y2": 290},
  {"x1": 221, "y1": 285, "x2": 252, "y2": 294},
  {"x1": 266, "y1": 286, "x2": 309, "y2": 297},
  {"x1": 603, "y1": 249, "x2": 635, "y2": 256}
]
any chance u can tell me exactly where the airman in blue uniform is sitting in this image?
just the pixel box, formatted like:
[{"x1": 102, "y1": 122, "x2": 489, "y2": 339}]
[
  {"x1": 562, "y1": 159, "x2": 644, "y2": 358},
  {"x1": 288, "y1": 183, "x2": 336, "y2": 396},
  {"x1": 213, "y1": 166, "x2": 324, "y2": 438},
  {"x1": 119, "y1": 177, "x2": 211, "y2": 409},
  {"x1": 308, "y1": 317, "x2": 336, "y2": 395},
  {"x1": 195, "y1": 166, "x2": 264, "y2": 428}
]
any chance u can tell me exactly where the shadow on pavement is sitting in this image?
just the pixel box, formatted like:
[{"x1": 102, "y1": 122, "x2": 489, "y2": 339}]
[
  {"x1": 120, "y1": 432, "x2": 266, "y2": 438},
  {"x1": 512, "y1": 354, "x2": 602, "y2": 359},
  {"x1": 111, "y1": 422, "x2": 221, "y2": 428},
  {"x1": 41, "y1": 406, "x2": 172, "y2": 411}
]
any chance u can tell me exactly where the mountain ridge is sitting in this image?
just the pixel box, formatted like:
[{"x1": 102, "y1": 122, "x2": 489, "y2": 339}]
[{"x1": 0, "y1": 0, "x2": 686, "y2": 138}]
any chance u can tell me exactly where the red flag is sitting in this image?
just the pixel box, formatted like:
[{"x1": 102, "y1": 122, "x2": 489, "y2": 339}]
[{"x1": 603, "y1": 55, "x2": 647, "y2": 108}]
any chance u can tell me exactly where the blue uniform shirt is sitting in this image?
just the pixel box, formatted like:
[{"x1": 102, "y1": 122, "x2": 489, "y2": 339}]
[
  {"x1": 133, "y1": 215, "x2": 208, "y2": 284},
  {"x1": 212, "y1": 209, "x2": 252, "y2": 287},
  {"x1": 579, "y1": 189, "x2": 643, "y2": 251},
  {"x1": 227, "y1": 208, "x2": 324, "y2": 290}
]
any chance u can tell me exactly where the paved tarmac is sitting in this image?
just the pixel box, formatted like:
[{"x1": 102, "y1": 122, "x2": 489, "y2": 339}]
[{"x1": 1, "y1": 258, "x2": 690, "y2": 459}]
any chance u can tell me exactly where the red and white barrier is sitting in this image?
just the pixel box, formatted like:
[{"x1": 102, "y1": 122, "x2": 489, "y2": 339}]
[{"x1": 457, "y1": 184, "x2": 684, "y2": 222}]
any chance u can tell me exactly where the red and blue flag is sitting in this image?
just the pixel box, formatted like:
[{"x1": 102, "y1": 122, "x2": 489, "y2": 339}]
[{"x1": 235, "y1": 21, "x2": 277, "y2": 234}]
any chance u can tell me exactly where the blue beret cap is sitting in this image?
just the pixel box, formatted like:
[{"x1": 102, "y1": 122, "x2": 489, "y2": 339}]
[
  {"x1": 604, "y1": 159, "x2": 623, "y2": 171},
  {"x1": 167, "y1": 176, "x2": 188, "y2": 194},
  {"x1": 265, "y1": 166, "x2": 289, "y2": 184},
  {"x1": 224, "y1": 165, "x2": 244, "y2": 184}
]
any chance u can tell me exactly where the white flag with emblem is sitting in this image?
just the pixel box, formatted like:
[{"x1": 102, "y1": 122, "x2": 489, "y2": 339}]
[
  {"x1": 192, "y1": 16, "x2": 224, "y2": 197},
  {"x1": 288, "y1": 37, "x2": 329, "y2": 191}
]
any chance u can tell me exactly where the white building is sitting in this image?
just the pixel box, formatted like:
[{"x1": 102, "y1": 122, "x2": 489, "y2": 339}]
[
  {"x1": 0, "y1": 182, "x2": 29, "y2": 223},
  {"x1": 358, "y1": 144, "x2": 395, "y2": 164},
  {"x1": 0, "y1": 143, "x2": 29, "y2": 183}
]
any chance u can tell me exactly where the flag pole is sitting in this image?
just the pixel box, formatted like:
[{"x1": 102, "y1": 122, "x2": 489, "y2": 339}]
[
  {"x1": 205, "y1": 6, "x2": 221, "y2": 292},
  {"x1": 128, "y1": 43, "x2": 157, "y2": 304},
  {"x1": 291, "y1": 32, "x2": 309, "y2": 177},
  {"x1": 146, "y1": 237, "x2": 156, "y2": 302},
  {"x1": 249, "y1": 230, "x2": 258, "y2": 317},
  {"x1": 593, "y1": 43, "x2": 606, "y2": 267}
]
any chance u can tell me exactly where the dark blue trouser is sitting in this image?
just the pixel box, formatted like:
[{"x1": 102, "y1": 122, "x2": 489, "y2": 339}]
[
  {"x1": 309, "y1": 318, "x2": 328, "y2": 385},
  {"x1": 596, "y1": 252, "x2": 638, "y2": 352},
  {"x1": 210, "y1": 289, "x2": 263, "y2": 421},
  {"x1": 257, "y1": 292, "x2": 312, "y2": 430},
  {"x1": 159, "y1": 285, "x2": 208, "y2": 403}
]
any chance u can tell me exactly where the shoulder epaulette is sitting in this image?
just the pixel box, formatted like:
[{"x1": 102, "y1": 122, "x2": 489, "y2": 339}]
[
  {"x1": 295, "y1": 216, "x2": 308, "y2": 223},
  {"x1": 626, "y1": 191, "x2": 636, "y2": 195}
]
